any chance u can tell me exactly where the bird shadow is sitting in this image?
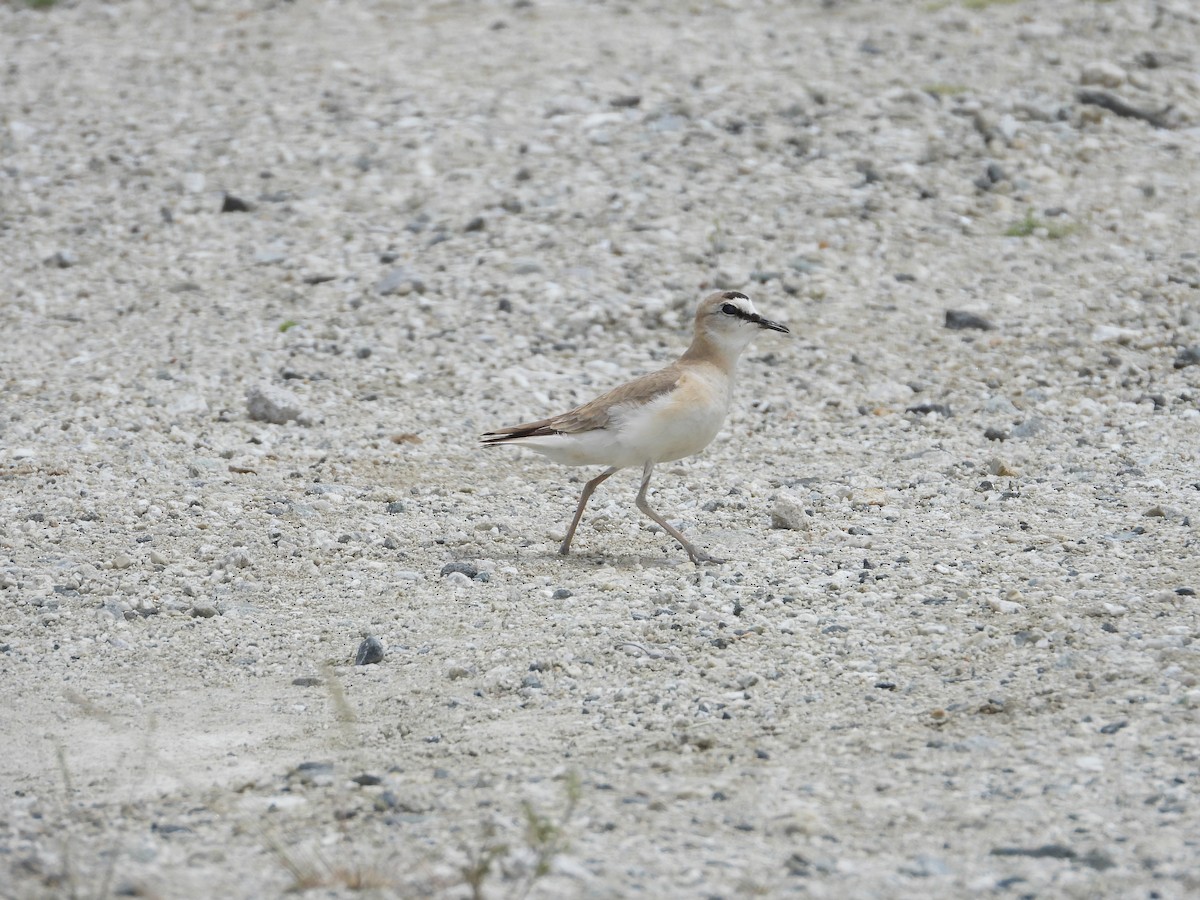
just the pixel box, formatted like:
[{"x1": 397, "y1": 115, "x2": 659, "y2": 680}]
[{"x1": 520, "y1": 546, "x2": 719, "y2": 572}]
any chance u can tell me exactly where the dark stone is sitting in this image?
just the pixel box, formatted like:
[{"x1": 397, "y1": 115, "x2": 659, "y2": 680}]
[
  {"x1": 221, "y1": 193, "x2": 252, "y2": 213},
  {"x1": 1081, "y1": 850, "x2": 1116, "y2": 871},
  {"x1": 610, "y1": 95, "x2": 642, "y2": 108},
  {"x1": 945, "y1": 309, "x2": 995, "y2": 331},
  {"x1": 1098, "y1": 720, "x2": 1127, "y2": 734},
  {"x1": 351, "y1": 773, "x2": 382, "y2": 786},
  {"x1": 292, "y1": 676, "x2": 322, "y2": 687},
  {"x1": 906, "y1": 402, "x2": 952, "y2": 417},
  {"x1": 1173, "y1": 346, "x2": 1200, "y2": 369},
  {"x1": 440, "y1": 561, "x2": 478, "y2": 578},
  {"x1": 984, "y1": 427, "x2": 1008, "y2": 441},
  {"x1": 552, "y1": 588, "x2": 572, "y2": 600},
  {"x1": 464, "y1": 216, "x2": 486, "y2": 232},
  {"x1": 990, "y1": 844, "x2": 1076, "y2": 860},
  {"x1": 354, "y1": 636, "x2": 385, "y2": 666}
]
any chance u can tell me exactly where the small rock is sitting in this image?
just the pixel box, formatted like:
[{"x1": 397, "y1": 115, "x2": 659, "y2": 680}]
[
  {"x1": 610, "y1": 94, "x2": 642, "y2": 109},
  {"x1": 770, "y1": 496, "x2": 810, "y2": 531},
  {"x1": 290, "y1": 761, "x2": 334, "y2": 786},
  {"x1": 906, "y1": 402, "x2": 952, "y2": 417},
  {"x1": 246, "y1": 383, "x2": 314, "y2": 426},
  {"x1": 1173, "y1": 346, "x2": 1200, "y2": 369},
  {"x1": 355, "y1": 636, "x2": 385, "y2": 666},
  {"x1": 167, "y1": 392, "x2": 209, "y2": 417},
  {"x1": 221, "y1": 193, "x2": 252, "y2": 213},
  {"x1": 44, "y1": 249, "x2": 78, "y2": 268},
  {"x1": 463, "y1": 216, "x2": 486, "y2": 232},
  {"x1": 986, "y1": 458, "x2": 1017, "y2": 477},
  {"x1": 984, "y1": 427, "x2": 1008, "y2": 441},
  {"x1": 440, "y1": 561, "x2": 478, "y2": 579},
  {"x1": 990, "y1": 844, "x2": 1076, "y2": 860},
  {"x1": 511, "y1": 258, "x2": 543, "y2": 275},
  {"x1": 945, "y1": 309, "x2": 994, "y2": 331},
  {"x1": 1010, "y1": 418, "x2": 1044, "y2": 439},
  {"x1": 376, "y1": 267, "x2": 426, "y2": 296},
  {"x1": 1080, "y1": 60, "x2": 1126, "y2": 88},
  {"x1": 191, "y1": 601, "x2": 218, "y2": 618},
  {"x1": 552, "y1": 588, "x2": 572, "y2": 600}
]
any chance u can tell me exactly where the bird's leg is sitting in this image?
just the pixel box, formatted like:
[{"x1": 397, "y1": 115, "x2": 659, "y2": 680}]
[
  {"x1": 560, "y1": 467, "x2": 618, "y2": 555},
  {"x1": 635, "y1": 462, "x2": 722, "y2": 565}
]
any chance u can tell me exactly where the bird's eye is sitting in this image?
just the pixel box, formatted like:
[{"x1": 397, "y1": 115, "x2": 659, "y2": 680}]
[{"x1": 721, "y1": 303, "x2": 739, "y2": 316}]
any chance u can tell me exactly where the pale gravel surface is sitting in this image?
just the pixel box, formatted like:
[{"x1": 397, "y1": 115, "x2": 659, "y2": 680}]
[{"x1": 2, "y1": 0, "x2": 1200, "y2": 897}]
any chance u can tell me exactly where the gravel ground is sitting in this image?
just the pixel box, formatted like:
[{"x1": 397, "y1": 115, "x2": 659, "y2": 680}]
[{"x1": 2, "y1": 0, "x2": 1199, "y2": 897}]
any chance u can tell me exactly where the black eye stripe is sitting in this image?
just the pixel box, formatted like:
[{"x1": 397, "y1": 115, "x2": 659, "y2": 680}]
[
  {"x1": 720, "y1": 301, "x2": 758, "y2": 322},
  {"x1": 722, "y1": 291, "x2": 748, "y2": 301}
]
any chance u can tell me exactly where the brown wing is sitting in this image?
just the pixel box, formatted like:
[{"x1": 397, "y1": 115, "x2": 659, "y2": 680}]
[{"x1": 480, "y1": 364, "x2": 681, "y2": 444}]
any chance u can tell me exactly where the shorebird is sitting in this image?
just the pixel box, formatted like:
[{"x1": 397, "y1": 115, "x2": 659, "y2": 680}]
[{"x1": 481, "y1": 290, "x2": 789, "y2": 564}]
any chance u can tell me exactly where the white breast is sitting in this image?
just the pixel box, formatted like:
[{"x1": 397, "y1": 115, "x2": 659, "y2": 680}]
[{"x1": 609, "y1": 365, "x2": 731, "y2": 465}]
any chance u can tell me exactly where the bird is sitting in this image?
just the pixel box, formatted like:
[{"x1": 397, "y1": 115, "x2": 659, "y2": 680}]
[{"x1": 481, "y1": 290, "x2": 790, "y2": 564}]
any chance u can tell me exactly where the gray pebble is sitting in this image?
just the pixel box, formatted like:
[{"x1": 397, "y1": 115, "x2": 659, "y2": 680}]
[
  {"x1": 190, "y1": 601, "x2": 218, "y2": 618},
  {"x1": 44, "y1": 249, "x2": 78, "y2": 268},
  {"x1": 770, "y1": 496, "x2": 810, "y2": 531},
  {"x1": 246, "y1": 383, "x2": 314, "y2": 426},
  {"x1": 440, "y1": 561, "x2": 478, "y2": 578},
  {"x1": 290, "y1": 761, "x2": 334, "y2": 786},
  {"x1": 1173, "y1": 346, "x2": 1200, "y2": 369},
  {"x1": 945, "y1": 310, "x2": 995, "y2": 331},
  {"x1": 355, "y1": 636, "x2": 385, "y2": 666},
  {"x1": 1010, "y1": 418, "x2": 1044, "y2": 439},
  {"x1": 552, "y1": 588, "x2": 573, "y2": 600},
  {"x1": 376, "y1": 266, "x2": 426, "y2": 296}
]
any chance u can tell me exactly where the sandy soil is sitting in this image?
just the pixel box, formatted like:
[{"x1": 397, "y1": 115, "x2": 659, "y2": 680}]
[{"x1": 2, "y1": 0, "x2": 1199, "y2": 897}]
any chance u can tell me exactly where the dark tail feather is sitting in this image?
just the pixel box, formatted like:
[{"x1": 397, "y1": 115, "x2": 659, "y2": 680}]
[{"x1": 480, "y1": 422, "x2": 559, "y2": 445}]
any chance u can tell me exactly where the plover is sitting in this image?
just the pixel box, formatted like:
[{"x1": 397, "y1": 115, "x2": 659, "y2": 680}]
[{"x1": 481, "y1": 290, "x2": 789, "y2": 563}]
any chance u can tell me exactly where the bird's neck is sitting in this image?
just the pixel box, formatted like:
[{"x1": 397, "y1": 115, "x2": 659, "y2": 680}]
[{"x1": 680, "y1": 332, "x2": 744, "y2": 375}]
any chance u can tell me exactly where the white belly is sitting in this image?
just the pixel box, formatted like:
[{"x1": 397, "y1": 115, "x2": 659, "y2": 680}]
[{"x1": 505, "y1": 365, "x2": 733, "y2": 469}]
